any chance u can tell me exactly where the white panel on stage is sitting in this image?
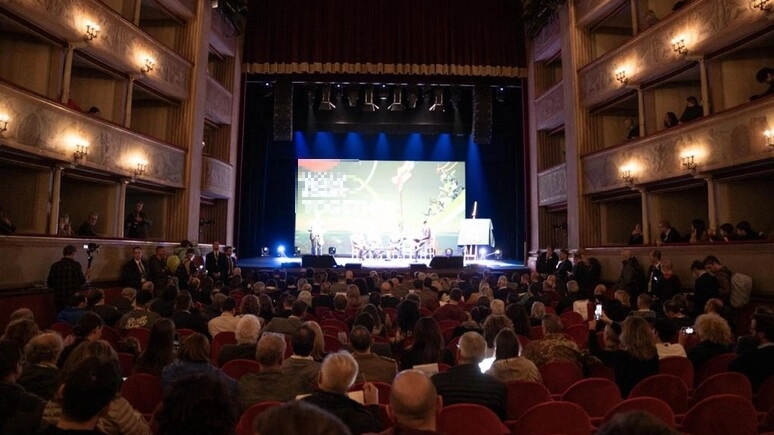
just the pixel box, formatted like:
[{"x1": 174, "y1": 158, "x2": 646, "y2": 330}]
[{"x1": 457, "y1": 218, "x2": 494, "y2": 246}]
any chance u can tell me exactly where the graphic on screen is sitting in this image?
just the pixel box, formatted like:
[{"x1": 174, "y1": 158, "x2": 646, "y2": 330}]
[{"x1": 296, "y1": 160, "x2": 466, "y2": 257}]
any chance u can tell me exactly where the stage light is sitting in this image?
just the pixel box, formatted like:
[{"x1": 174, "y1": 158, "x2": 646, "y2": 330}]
[
  {"x1": 328, "y1": 247, "x2": 336, "y2": 256},
  {"x1": 428, "y1": 88, "x2": 444, "y2": 112},
  {"x1": 294, "y1": 246, "x2": 301, "y2": 257},
  {"x1": 444, "y1": 248, "x2": 453, "y2": 257},
  {"x1": 388, "y1": 87, "x2": 405, "y2": 111},
  {"x1": 261, "y1": 247, "x2": 269, "y2": 256},
  {"x1": 479, "y1": 247, "x2": 488, "y2": 259},
  {"x1": 363, "y1": 85, "x2": 379, "y2": 112},
  {"x1": 277, "y1": 245, "x2": 286, "y2": 254},
  {"x1": 318, "y1": 84, "x2": 335, "y2": 111},
  {"x1": 494, "y1": 249, "x2": 502, "y2": 260}
]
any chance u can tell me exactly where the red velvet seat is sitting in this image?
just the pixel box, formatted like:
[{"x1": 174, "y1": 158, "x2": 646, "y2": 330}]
[
  {"x1": 438, "y1": 404, "x2": 510, "y2": 435},
  {"x1": 235, "y1": 401, "x2": 282, "y2": 435},
  {"x1": 323, "y1": 334, "x2": 343, "y2": 352},
  {"x1": 49, "y1": 322, "x2": 73, "y2": 338},
  {"x1": 438, "y1": 320, "x2": 461, "y2": 330},
  {"x1": 560, "y1": 378, "x2": 622, "y2": 420},
  {"x1": 586, "y1": 364, "x2": 615, "y2": 382},
  {"x1": 506, "y1": 380, "x2": 553, "y2": 421},
  {"x1": 680, "y1": 394, "x2": 758, "y2": 435},
  {"x1": 507, "y1": 401, "x2": 591, "y2": 435},
  {"x1": 222, "y1": 359, "x2": 260, "y2": 381},
  {"x1": 755, "y1": 375, "x2": 774, "y2": 412},
  {"x1": 124, "y1": 327, "x2": 151, "y2": 351},
  {"x1": 383, "y1": 308, "x2": 397, "y2": 324},
  {"x1": 562, "y1": 324, "x2": 589, "y2": 348},
  {"x1": 350, "y1": 381, "x2": 391, "y2": 405},
  {"x1": 210, "y1": 331, "x2": 237, "y2": 366},
  {"x1": 559, "y1": 311, "x2": 584, "y2": 327},
  {"x1": 321, "y1": 318, "x2": 349, "y2": 332},
  {"x1": 441, "y1": 326, "x2": 457, "y2": 344},
  {"x1": 695, "y1": 353, "x2": 736, "y2": 387},
  {"x1": 100, "y1": 325, "x2": 121, "y2": 350},
  {"x1": 445, "y1": 335, "x2": 461, "y2": 354},
  {"x1": 629, "y1": 374, "x2": 690, "y2": 414},
  {"x1": 691, "y1": 372, "x2": 753, "y2": 406},
  {"x1": 517, "y1": 334, "x2": 531, "y2": 350},
  {"x1": 120, "y1": 373, "x2": 163, "y2": 417},
  {"x1": 117, "y1": 352, "x2": 135, "y2": 377},
  {"x1": 659, "y1": 356, "x2": 694, "y2": 389},
  {"x1": 437, "y1": 363, "x2": 451, "y2": 372},
  {"x1": 530, "y1": 326, "x2": 545, "y2": 340},
  {"x1": 322, "y1": 324, "x2": 347, "y2": 336},
  {"x1": 539, "y1": 359, "x2": 584, "y2": 397},
  {"x1": 602, "y1": 397, "x2": 675, "y2": 428},
  {"x1": 176, "y1": 328, "x2": 196, "y2": 339}
]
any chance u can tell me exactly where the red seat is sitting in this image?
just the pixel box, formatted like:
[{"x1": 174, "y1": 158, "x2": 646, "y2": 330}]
[
  {"x1": 49, "y1": 322, "x2": 73, "y2": 338},
  {"x1": 121, "y1": 373, "x2": 163, "y2": 417},
  {"x1": 563, "y1": 324, "x2": 589, "y2": 348},
  {"x1": 762, "y1": 407, "x2": 774, "y2": 433},
  {"x1": 691, "y1": 372, "x2": 753, "y2": 405},
  {"x1": 235, "y1": 401, "x2": 282, "y2": 435},
  {"x1": 445, "y1": 336, "x2": 461, "y2": 354},
  {"x1": 659, "y1": 356, "x2": 694, "y2": 389},
  {"x1": 350, "y1": 381, "x2": 391, "y2": 405},
  {"x1": 221, "y1": 359, "x2": 260, "y2": 381},
  {"x1": 539, "y1": 360, "x2": 584, "y2": 396},
  {"x1": 586, "y1": 364, "x2": 615, "y2": 382},
  {"x1": 441, "y1": 326, "x2": 457, "y2": 344},
  {"x1": 322, "y1": 324, "x2": 347, "y2": 335},
  {"x1": 437, "y1": 363, "x2": 451, "y2": 373},
  {"x1": 530, "y1": 326, "x2": 545, "y2": 340},
  {"x1": 602, "y1": 397, "x2": 675, "y2": 428},
  {"x1": 517, "y1": 334, "x2": 531, "y2": 350},
  {"x1": 506, "y1": 380, "x2": 553, "y2": 421},
  {"x1": 560, "y1": 311, "x2": 584, "y2": 327},
  {"x1": 560, "y1": 378, "x2": 622, "y2": 420},
  {"x1": 438, "y1": 404, "x2": 510, "y2": 435},
  {"x1": 755, "y1": 375, "x2": 774, "y2": 412},
  {"x1": 507, "y1": 401, "x2": 591, "y2": 435},
  {"x1": 383, "y1": 308, "x2": 397, "y2": 324},
  {"x1": 117, "y1": 352, "x2": 135, "y2": 377},
  {"x1": 100, "y1": 325, "x2": 121, "y2": 350},
  {"x1": 629, "y1": 374, "x2": 690, "y2": 414},
  {"x1": 314, "y1": 306, "x2": 332, "y2": 320},
  {"x1": 176, "y1": 328, "x2": 196, "y2": 339},
  {"x1": 148, "y1": 403, "x2": 162, "y2": 434},
  {"x1": 210, "y1": 331, "x2": 237, "y2": 366},
  {"x1": 321, "y1": 318, "x2": 349, "y2": 332},
  {"x1": 124, "y1": 327, "x2": 151, "y2": 351},
  {"x1": 419, "y1": 307, "x2": 433, "y2": 317},
  {"x1": 695, "y1": 353, "x2": 736, "y2": 387},
  {"x1": 680, "y1": 394, "x2": 758, "y2": 435},
  {"x1": 371, "y1": 334, "x2": 389, "y2": 343},
  {"x1": 438, "y1": 320, "x2": 461, "y2": 330},
  {"x1": 323, "y1": 334, "x2": 342, "y2": 352},
  {"x1": 284, "y1": 335, "x2": 293, "y2": 359}
]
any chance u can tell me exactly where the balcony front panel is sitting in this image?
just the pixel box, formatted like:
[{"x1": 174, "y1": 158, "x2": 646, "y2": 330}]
[
  {"x1": 575, "y1": 0, "x2": 628, "y2": 27},
  {"x1": 0, "y1": 82, "x2": 185, "y2": 188},
  {"x1": 154, "y1": 0, "x2": 196, "y2": 22},
  {"x1": 538, "y1": 163, "x2": 568, "y2": 206},
  {"x1": 578, "y1": 0, "x2": 772, "y2": 108},
  {"x1": 581, "y1": 99, "x2": 774, "y2": 194},
  {"x1": 535, "y1": 81, "x2": 565, "y2": 131},
  {"x1": 204, "y1": 76, "x2": 233, "y2": 125},
  {"x1": 201, "y1": 156, "x2": 233, "y2": 200},
  {"x1": 533, "y1": 19, "x2": 561, "y2": 63},
  {"x1": 210, "y1": 11, "x2": 237, "y2": 57},
  {"x1": 2, "y1": 0, "x2": 192, "y2": 101}
]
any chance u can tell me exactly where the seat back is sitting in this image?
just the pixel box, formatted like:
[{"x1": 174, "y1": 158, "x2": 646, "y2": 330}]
[
  {"x1": 560, "y1": 378, "x2": 622, "y2": 418},
  {"x1": 559, "y1": 311, "x2": 584, "y2": 327},
  {"x1": 530, "y1": 326, "x2": 545, "y2": 340},
  {"x1": 510, "y1": 401, "x2": 591, "y2": 435},
  {"x1": 438, "y1": 404, "x2": 509, "y2": 435},
  {"x1": 755, "y1": 375, "x2": 774, "y2": 412},
  {"x1": 692, "y1": 371, "x2": 753, "y2": 404},
  {"x1": 659, "y1": 356, "x2": 694, "y2": 389},
  {"x1": 100, "y1": 325, "x2": 121, "y2": 350},
  {"x1": 124, "y1": 327, "x2": 151, "y2": 350},
  {"x1": 323, "y1": 334, "x2": 343, "y2": 352},
  {"x1": 210, "y1": 331, "x2": 237, "y2": 366},
  {"x1": 49, "y1": 322, "x2": 73, "y2": 338},
  {"x1": 321, "y1": 318, "x2": 349, "y2": 332},
  {"x1": 438, "y1": 320, "x2": 461, "y2": 330},
  {"x1": 695, "y1": 353, "x2": 736, "y2": 386},
  {"x1": 235, "y1": 401, "x2": 282, "y2": 435},
  {"x1": 681, "y1": 394, "x2": 758, "y2": 435},
  {"x1": 562, "y1": 324, "x2": 589, "y2": 348},
  {"x1": 176, "y1": 328, "x2": 196, "y2": 339},
  {"x1": 602, "y1": 397, "x2": 675, "y2": 427},
  {"x1": 517, "y1": 335, "x2": 531, "y2": 350},
  {"x1": 120, "y1": 373, "x2": 163, "y2": 416},
  {"x1": 586, "y1": 364, "x2": 615, "y2": 382},
  {"x1": 117, "y1": 352, "x2": 135, "y2": 377},
  {"x1": 445, "y1": 336, "x2": 461, "y2": 354},
  {"x1": 629, "y1": 374, "x2": 689, "y2": 414},
  {"x1": 539, "y1": 360, "x2": 584, "y2": 396},
  {"x1": 350, "y1": 381, "x2": 392, "y2": 405},
  {"x1": 506, "y1": 380, "x2": 553, "y2": 420},
  {"x1": 222, "y1": 359, "x2": 260, "y2": 381}
]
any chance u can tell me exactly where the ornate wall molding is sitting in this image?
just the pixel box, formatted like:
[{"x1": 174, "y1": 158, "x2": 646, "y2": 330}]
[
  {"x1": 581, "y1": 100, "x2": 774, "y2": 194},
  {"x1": 203, "y1": 76, "x2": 233, "y2": 125},
  {"x1": 201, "y1": 156, "x2": 233, "y2": 199},
  {"x1": 210, "y1": 11, "x2": 237, "y2": 57},
  {"x1": 535, "y1": 81, "x2": 565, "y2": 131},
  {"x1": 156, "y1": 0, "x2": 196, "y2": 22},
  {"x1": 3, "y1": 0, "x2": 192, "y2": 101},
  {"x1": 0, "y1": 82, "x2": 185, "y2": 187},
  {"x1": 578, "y1": 0, "x2": 772, "y2": 108},
  {"x1": 574, "y1": 0, "x2": 628, "y2": 27},
  {"x1": 538, "y1": 163, "x2": 568, "y2": 206},
  {"x1": 533, "y1": 18, "x2": 561, "y2": 63}
]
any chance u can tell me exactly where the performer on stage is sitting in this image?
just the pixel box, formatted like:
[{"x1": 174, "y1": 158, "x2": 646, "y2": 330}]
[
  {"x1": 414, "y1": 220, "x2": 432, "y2": 260},
  {"x1": 388, "y1": 224, "x2": 405, "y2": 259},
  {"x1": 309, "y1": 217, "x2": 324, "y2": 256}
]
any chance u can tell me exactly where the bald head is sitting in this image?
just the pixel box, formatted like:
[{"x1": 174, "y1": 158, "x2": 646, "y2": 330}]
[
  {"x1": 389, "y1": 370, "x2": 441, "y2": 429},
  {"x1": 319, "y1": 351, "x2": 358, "y2": 394}
]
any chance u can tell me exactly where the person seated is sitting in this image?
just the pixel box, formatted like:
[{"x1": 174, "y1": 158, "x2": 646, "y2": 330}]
[
  {"x1": 709, "y1": 223, "x2": 736, "y2": 242},
  {"x1": 688, "y1": 218, "x2": 709, "y2": 243},
  {"x1": 281, "y1": 325, "x2": 321, "y2": 395},
  {"x1": 730, "y1": 313, "x2": 774, "y2": 390},
  {"x1": 523, "y1": 313, "x2": 582, "y2": 367},
  {"x1": 263, "y1": 300, "x2": 306, "y2": 336},
  {"x1": 161, "y1": 333, "x2": 236, "y2": 394},
  {"x1": 85, "y1": 288, "x2": 121, "y2": 326},
  {"x1": 656, "y1": 220, "x2": 681, "y2": 244},
  {"x1": 381, "y1": 369, "x2": 445, "y2": 435},
  {"x1": 57, "y1": 294, "x2": 87, "y2": 325},
  {"x1": 678, "y1": 96, "x2": 703, "y2": 123},
  {"x1": 624, "y1": 118, "x2": 640, "y2": 140},
  {"x1": 17, "y1": 333, "x2": 64, "y2": 401},
  {"x1": 486, "y1": 328, "x2": 541, "y2": 383},
  {"x1": 238, "y1": 333, "x2": 298, "y2": 410},
  {"x1": 735, "y1": 220, "x2": 764, "y2": 241},
  {"x1": 631, "y1": 294, "x2": 656, "y2": 321},
  {"x1": 254, "y1": 401, "x2": 352, "y2": 435},
  {"x1": 681, "y1": 313, "x2": 733, "y2": 372},
  {"x1": 597, "y1": 410, "x2": 680, "y2": 435},
  {"x1": 119, "y1": 289, "x2": 160, "y2": 330},
  {"x1": 157, "y1": 373, "x2": 239, "y2": 435},
  {"x1": 628, "y1": 223, "x2": 644, "y2": 245},
  {"x1": 349, "y1": 326, "x2": 397, "y2": 384},
  {"x1": 663, "y1": 112, "x2": 679, "y2": 129},
  {"x1": 750, "y1": 67, "x2": 774, "y2": 101},
  {"x1": 217, "y1": 314, "x2": 260, "y2": 367},
  {"x1": 0, "y1": 206, "x2": 17, "y2": 234},
  {"x1": 653, "y1": 318, "x2": 686, "y2": 359},
  {"x1": 0, "y1": 339, "x2": 46, "y2": 434}
]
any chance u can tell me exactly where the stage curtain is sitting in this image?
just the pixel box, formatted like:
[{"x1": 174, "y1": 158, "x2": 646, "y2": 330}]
[{"x1": 243, "y1": 0, "x2": 526, "y2": 78}]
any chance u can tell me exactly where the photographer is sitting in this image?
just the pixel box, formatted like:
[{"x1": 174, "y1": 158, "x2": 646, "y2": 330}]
[
  {"x1": 47, "y1": 245, "x2": 89, "y2": 312},
  {"x1": 125, "y1": 201, "x2": 151, "y2": 239}
]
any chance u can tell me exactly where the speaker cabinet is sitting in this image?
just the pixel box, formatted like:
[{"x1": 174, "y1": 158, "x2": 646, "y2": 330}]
[
  {"x1": 472, "y1": 85, "x2": 492, "y2": 145},
  {"x1": 429, "y1": 256, "x2": 464, "y2": 269},
  {"x1": 301, "y1": 255, "x2": 337, "y2": 268},
  {"x1": 273, "y1": 80, "x2": 293, "y2": 141},
  {"x1": 343, "y1": 263, "x2": 362, "y2": 270}
]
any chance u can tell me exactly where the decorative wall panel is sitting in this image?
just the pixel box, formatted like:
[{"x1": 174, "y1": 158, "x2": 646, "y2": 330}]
[
  {"x1": 203, "y1": 77, "x2": 233, "y2": 125},
  {"x1": 201, "y1": 156, "x2": 233, "y2": 199},
  {"x1": 535, "y1": 81, "x2": 565, "y2": 131},
  {"x1": 538, "y1": 163, "x2": 568, "y2": 206}
]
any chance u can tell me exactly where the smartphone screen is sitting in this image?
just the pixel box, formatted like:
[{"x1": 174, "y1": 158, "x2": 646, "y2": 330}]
[{"x1": 594, "y1": 304, "x2": 602, "y2": 320}]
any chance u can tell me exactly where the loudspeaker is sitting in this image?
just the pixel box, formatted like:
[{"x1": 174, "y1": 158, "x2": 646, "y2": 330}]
[
  {"x1": 472, "y1": 85, "x2": 492, "y2": 145},
  {"x1": 429, "y1": 256, "x2": 464, "y2": 269},
  {"x1": 409, "y1": 263, "x2": 428, "y2": 272},
  {"x1": 343, "y1": 263, "x2": 362, "y2": 270},
  {"x1": 301, "y1": 255, "x2": 337, "y2": 268},
  {"x1": 273, "y1": 80, "x2": 293, "y2": 141}
]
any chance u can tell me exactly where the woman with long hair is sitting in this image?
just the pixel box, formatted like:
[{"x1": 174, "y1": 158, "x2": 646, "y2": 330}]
[
  {"x1": 302, "y1": 320, "x2": 326, "y2": 362},
  {"x1": 57, "y1": 311, "x2": 103, "y2": 368},
  {"x1": 486, "y1": 328, "x2": 541, "y2": 383},
  {"x1": 399, "y1": 317, "x2": 454, "y2": 370},
  {"x1": 161, "y1": 333, "x2": 236, "y2": 393},
  {"x1": 133, "y1": 318, "x2": 176, "y2": 376},
  {"x1": 506, "y1": 303, "x2": 531, "y2": 337},
  {"x1": 529, "y1": 302, "x2": 546, "y2": 327}
]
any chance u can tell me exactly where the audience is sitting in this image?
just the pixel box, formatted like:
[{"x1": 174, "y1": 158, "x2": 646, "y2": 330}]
[
  {"x1": 349, "y1": 326, "x2": 397, "y2": 383},
  {"x1": 208, "y1": 297, "x2": 240, "y2": 337},
  {"x1": 17, "y1": 333, "x2": 63, "y2": 400},
  {"x1": 161, "y1": 333, "x2": 236, "y2": 394},
  {"x1": 281, "y1": 325, "x2": 322, "y2": 395},
  {"x1": 0, "y1": 339, "x2": 46, "y2": 435},
  {"x1": 730, "y1": 313, "x2": 774, "y2": 390},
  {"x1": 157, "y1": 373, "x2": 239, "y2": 435},
  {"x1": 523, "y1": 313, "x2": 581, "y2": 367},
  {"x1": 682, "y1": 313, "x2": 733, "y2": 372},
  {"x1": 133, "y1": 318, "x2": 176, "y2": 376},
  {"x1": 486, "y1": 328, "x2": 541, "y2": 383},
  {"x1": 400, "y1": 317, "x2": 454, "y2": 370},
  {"x1": 254, "y1": 401, "x2": 352, "y2": 435},
  {"x1": 383, "y1": 369, "x2": 444, "y2": 435},
  {"x1": 217, "y1": 314, "x2": 261, "y2": 366},
  {"x1": 119, "y1": 289, "x2": 160, "y2": 330},
  {"x1": 57, "y1": 312, "x2": 103, "y2": 368}
]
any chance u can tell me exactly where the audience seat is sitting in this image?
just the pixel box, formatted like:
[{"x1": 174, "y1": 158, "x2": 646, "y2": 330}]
[
  {"x1": 659, "y1": 356, "x2": 694, "y2": 389},
  {"x1": 438, "y1": 320, "x2": 461, "y2": 330},
  {"x1": 350, "y1": 381, "x2": 391, "y2": 405},
  {"x1": 517, "y1": 334, "x2": 531, "y2": 350},
  {"x1": 124, "y1": 327, "x2": 151, "y2": 351},
  {"x1": 560, "y1": 378, "x2": 621, "y2": 422},
  {"x1": 559, "y1": 311, "x2": 584, "y2": 327},
  {"x1": 314, "y1": 306, "x2": 332, "y2": 320},
  {"x1": 235, "y1": 401, "x2": 282, "y2": 435},
  {"x1": 222, "y1": 359, "x2": 260, "y2": 381},
  {"x1": 539, "y1": 360, "x2": 584, "y2": 397},
  {"x1": 438, "y1": 404, "x2": 510, "y2": 435},
  {"x1": 690, "y1": 372, "x2": 753, "y2": 406},
  {"x1": 322, "y1": 324, "x2": 347, "y2": 336},
  {"x1": 176, "y1": 328, "x2": 196, "y2": 340},
  {"x1": 754, "y1": 375, "x2": 774, "y2": 412},
  {"x1": 629, "y1": 374, "x2": 690, "y2": 415},
  {"x1": 49, "y1": 322, "x2": 73, "y2": 338},
  {"x1": 506, "y1": 380, "x2": 553, "y2": 421},
  {"x1": 507, "y1": 401, "x2": 591, "y2": 435},
  {"x1": 323, "y1": 334, "x2": 343, "y2": 352},
  {"x1": 586, "y1": 364, "x2": 615, "y2": 382},
  {"x1": 601, "y1": 397, "x2": 675, "y2": 428},
  {"x1": 679, "y1": 394, "x2": 758, "y2": 435},
  {"x1": 117, "y1": 352, "x2": 135, "y2": 377},
  {"x1": 437, "y1": 363, "x2": 451, "y2": 373},
  {"x1": 121, "y1": 373, "x2": 163, "y2": 418},
  {"x1": 695, "y1": 353, "x2": 736, "y2": 387},
  {"x1": 445, "y1": 336, "x2": 461, "y2": 354},
  {"x1": 383, "y1": 308, "x2": 397, "y2": 324},
  {"x1": 321, "y1": 318, "x2": 349, "y2": 332},
  {"x1": 210, "y1": 331, "x2": 237, "y2": 366},
  {"x1": 530, "y1": 326, "x2": 545, "y2": 340},
  {"x1": 100, "y1": 325, "x2": 121, "y2": 350},
  {"x1": 562, "y1": 324, "x2": 589, "y2": 348}
]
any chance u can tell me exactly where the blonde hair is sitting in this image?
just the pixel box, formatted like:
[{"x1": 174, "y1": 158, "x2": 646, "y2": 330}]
[
  {"x1": 695, "y1": 313, "x2": 733, "y2": 346},
  {"x1": 614, "y1": 290, "x2": 631, "y2": 307},
  {"x1": 490, "y1": 299, "x2": 505, "y2": 315},
  {"x1": 620, "y1": 316, "x2": 657, "y2": 360},
  {"x1": 530, "y1": 302, "x2": 546, "y2": 320},
  {"x1": 302, "y1": 320, "x2": 325, "y2": 361}
]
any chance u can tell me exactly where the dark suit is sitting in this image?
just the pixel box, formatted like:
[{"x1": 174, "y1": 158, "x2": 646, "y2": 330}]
[
  {"x1": 171, "y1": 310, "x2": 210, "y2": 337},
  {"x1": 148, "y1": 255, "x2": 169, "y2": 293},
  {"x1": 536, "y1": 251, "x2": 559, "y2": 275},
  {"x1": 730, "y1": 344, "x2": 774, "y2": 391},
  {"x1": 693, "y1": 272, "x2": 720, "y2": 317},
  {"x1": 205, "y1": 251, "x2": 228, "y2": 281},
  {"x1": 431, "y1": 363, "x2": 507, "y2": 420},
  {"x1": 556, "y1": 259, "x2": 573, "y2": 282},
  {"x1": 122, "y1": 259, "x2": 149, "y2": 290},
  {"x1": 660, "y1": 228, "x2": 682, "y2": 244}
]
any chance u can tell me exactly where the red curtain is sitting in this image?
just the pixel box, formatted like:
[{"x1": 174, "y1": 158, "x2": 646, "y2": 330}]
[{"x1": 243, "y1": 0, "x2": 526, "y2": 78}]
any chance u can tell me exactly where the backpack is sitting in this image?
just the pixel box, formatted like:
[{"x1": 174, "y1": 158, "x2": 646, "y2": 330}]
[{"x1": 730, "y1": 273, "x2": 752, "y2": 308}]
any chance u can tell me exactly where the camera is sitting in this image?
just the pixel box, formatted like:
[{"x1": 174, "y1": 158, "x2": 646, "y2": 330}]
[
  {"x1": 594, "y1": 303, "x2": 603, "y2": 321},
  {"x1": 683, "y1": 327, "x2": 694, "y2": 334},
  {"x1": 83, "y1": 243, "x2": 100, "y2": 255}
]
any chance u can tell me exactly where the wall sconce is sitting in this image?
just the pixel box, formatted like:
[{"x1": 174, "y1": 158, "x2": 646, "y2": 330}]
[
  {"x1": 72, "y1": 142, "x2": 88, "y2": 167},
  {"x1": 0, "y1": 114, "x2": 8, "y2": 133},
  {"x1": 621, "y1": 169, "x2": 635, "y2": 185},
  {"x1": 752, "y1": 0, "x2": 771, "y2": 11},
  {"x1": 133, "y1": 161, "x2": 148, "y2": 181},
  {"x1": 765, "y1": 130, "x2": 774, "y2": 149},
  {"x1": 681, "y1": 155, "x2": 697, "y2": 171},
  {"x1": 141, "y1": 58, "x2": 155, "y2": 74},
  {"x1": 615, "y1": 69, "x2": 628, "y2": 84},
  {"x1": 84, "y1": 23, "x2": 100, "y2": 41},
  {"x1": 672, "y1": 38, "x2": 687, "y2": 55}
]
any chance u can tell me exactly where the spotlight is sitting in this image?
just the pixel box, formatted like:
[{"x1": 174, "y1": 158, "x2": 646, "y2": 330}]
[
  {"x1": 328, "y1": 247, "x2": 336, "y2": 256},
  {"x1": 495, "y1": 87, "x2": 506, "y2": 103},
  {"x1": 479, "y1": 248, "x2": 488, "y2": 260},
  {"x1": 307, "y1": 86, "x2": 316, "y2": 107},
  {"x1": 406, "y1": 88, "x2": 418, "y2": 109},
  {"x1": 347, "y1": 86, "x2": 359, "y2": 107},
  {"x1": 363, "y1": 85, "x2": 379, "y2": 112},
  {"x1": 428, "y1": 88, "x2": 444, "y2": 111},
  {"x1": 261, "y1": 247, "x2": 269, "y2": 256},
  {"x1": 388, "y1": 87, "x2": 405, "y2": 111},
  {"x1": 294, "y1": 246, "x2": 301, "y2": 257},
  {"x1": 318, "y1": 84, "x2": 335, "y2": 111},
  {"x1": 277, "y1": 245, "x2": 286, "y2": 255},
  {"x1": 444, "y1": 248, "x2": 453, "y2": 257},
  {"x1": 379, "y1": 84, "x2": 389, "y2": 100},
  {"x1": 494, "y1": 249, "x2": 502, "y2": 260}
]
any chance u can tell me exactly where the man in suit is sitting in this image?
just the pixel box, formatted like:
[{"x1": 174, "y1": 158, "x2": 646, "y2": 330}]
[
  {"x1": 281, "y1": 325, "x2": 321, "y2": 394},
  {"x1": 690, "y1": 260, "x2": 720, "y2": 318},
  {"x1": 263, "y1": 300, "x2": 305, "y2": 336},
  {"x1": 555, "y1": 249, "x2": 573, "y2": 283},
  {"x1": 122, "y1": 246, "x2": 149, "y2": 290},
  {"x1": 125, "y1": 200, "x2": 151, "y2": 239},
  {"x1": 536, "y1": 245, "x2": 559, "y2": 276},
  {"x1": 223, "y1": 245, "x2": 237, "y2": 279},
  {"x1": 205, "y1": 241, "x2": 227, "y2": 282},
  {"x1": 657, "y1": 220, "x2": 681, "y2": 244},
  {"x1": 47, "y1": 245, "x2": 88, "y2": 313},
  {"x1": 431, "y1": 332, "x2": 507, "y2": 420},
  {"x1": 148, "y1": 245, "x2": 170, "y2": 294},
  {"x1": 730, "y1": 313, "x2": 774, "y2": 390},
  {"x1": 385, "y1": 370, "x2": 444, "y2": 435}
]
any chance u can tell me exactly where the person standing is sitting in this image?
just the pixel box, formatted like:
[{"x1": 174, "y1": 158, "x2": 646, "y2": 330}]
[
  {"x1": 47, "y1": 245, "x2": 88, "y2": 312},
  {"x1": 125, "y1": 201, "x2": 151, "y2": 239},
  {"x1": 121, "y1": 246, "x2": 149, "y2": 290},
  {"x1": 413, "y1": 220, "x2": 432, "y2": 260},
  {"x1": 309, "y1": 216, "x2": 324, "y2": 256},
  {"x1": 205, "y1": 241, "x2": 227, "y2": 282},
  {"x1": 148, "y1": 246, "x2": 170, "y2": 293}
]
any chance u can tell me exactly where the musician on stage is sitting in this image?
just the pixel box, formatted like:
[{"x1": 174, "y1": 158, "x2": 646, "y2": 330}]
[
  {"x1": 309, "y1": 217, "x2": 324, "y2": 256},
  {"x1": 414, "y1": 220, "x2": 432, "y2": 260}
]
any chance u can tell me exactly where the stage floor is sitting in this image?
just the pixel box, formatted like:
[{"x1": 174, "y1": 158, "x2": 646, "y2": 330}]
[{"x1": 238, "y1": 255, "x2": 527, "y2": 274}]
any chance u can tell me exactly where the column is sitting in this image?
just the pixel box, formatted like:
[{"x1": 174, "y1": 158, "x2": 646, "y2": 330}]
[
  {"x1": 638, "y1": 187, "x2": 650, "y2": 244},
  {"x1": 124, "y1": 77, "x2": 135, "y2": 128},
  {"x1": 48, "y1": 165, "x2": 65, "y2": 234},
  {"x1": 698, "y1": 58, "x2": 710, "y2": 115},
  {"x1": 60, "y1": 45, "x2": 75, "y2": 104},
  {"x1": 701, "y1": 175, "x2": 718, "y2": 231},
  {"x1": 116, "y1": 179, "x2": 129, "y2": 238}
]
